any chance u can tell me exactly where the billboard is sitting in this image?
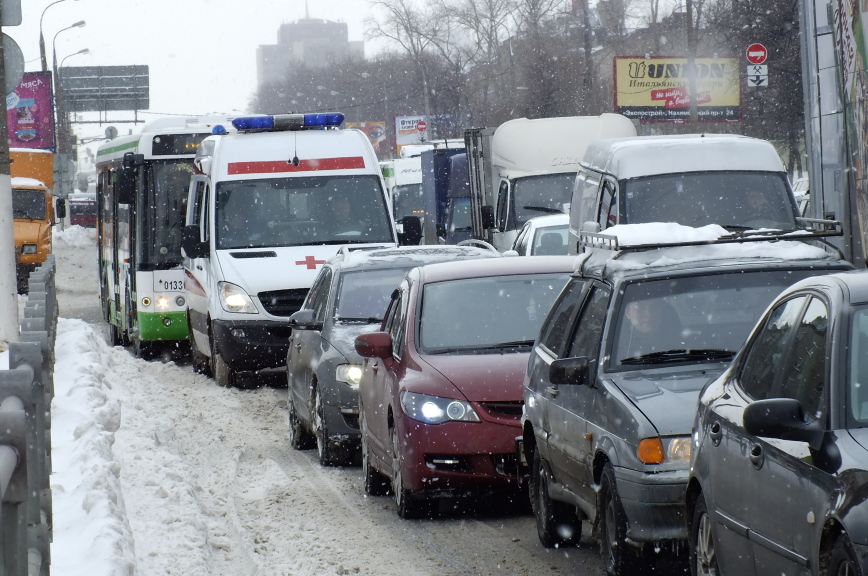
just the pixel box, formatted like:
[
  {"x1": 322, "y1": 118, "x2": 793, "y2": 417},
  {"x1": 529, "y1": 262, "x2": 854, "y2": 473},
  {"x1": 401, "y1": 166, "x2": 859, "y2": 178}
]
[
  {"x1": 614, "y1": 57, "x2": 741, "y2": 122},
  {"x1": 395, "y1": 115, "x2": 429, "y2": 151},
  {"x1": 6, "y1": 71, "x2": 56, "y2": 150},
  {"x1": 346, "y1": 121, "x2": 386, "y2": 153},
  {"x1": 59, "y1": 65, "x2": 149, "y2": 113}
]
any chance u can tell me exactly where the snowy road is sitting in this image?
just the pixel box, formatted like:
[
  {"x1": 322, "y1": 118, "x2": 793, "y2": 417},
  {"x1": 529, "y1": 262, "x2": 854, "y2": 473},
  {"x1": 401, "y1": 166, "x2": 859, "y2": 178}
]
[{"x1": 52, "y1": 229, "x2": 606, "y2": 576}]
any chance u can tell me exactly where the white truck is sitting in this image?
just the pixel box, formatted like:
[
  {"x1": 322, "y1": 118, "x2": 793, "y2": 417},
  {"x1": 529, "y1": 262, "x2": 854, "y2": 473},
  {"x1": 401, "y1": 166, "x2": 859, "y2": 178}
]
[
  {"x1": 381, "y1": 156, "x2": 423, "y2": 227},
  {"x1": 464, "y1": 114, "x2": 637, "y2": 251},
  {"x1": 181, "y1": 113, "x2": 400, "y2": 387}
]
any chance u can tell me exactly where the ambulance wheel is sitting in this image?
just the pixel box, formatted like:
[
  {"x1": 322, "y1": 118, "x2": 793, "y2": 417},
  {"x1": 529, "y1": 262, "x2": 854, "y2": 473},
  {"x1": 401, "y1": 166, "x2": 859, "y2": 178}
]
[{"x1": 211, "y1": 332, "x2": 237, "y2": 388}]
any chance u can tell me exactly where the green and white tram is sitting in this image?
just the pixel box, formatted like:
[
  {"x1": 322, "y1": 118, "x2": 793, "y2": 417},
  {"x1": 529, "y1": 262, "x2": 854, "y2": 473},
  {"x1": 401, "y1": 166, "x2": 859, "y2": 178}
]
[{"x1": 96, "y1": 116, "x2": 232, "y2": 357}]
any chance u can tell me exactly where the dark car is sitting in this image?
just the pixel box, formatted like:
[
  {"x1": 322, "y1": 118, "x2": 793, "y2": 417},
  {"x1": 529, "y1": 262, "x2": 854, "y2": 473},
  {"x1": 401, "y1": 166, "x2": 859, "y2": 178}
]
[
  {"x1": 286, "y1": 245, "x2": 497, "y2": 466},
  {"x1": 521, "y1": 225, "x2": 852, "y2": 575},
  {"x1": 354, "y1": 256, "x2": 574, "y2": 518},
  {"x1": 688, "y1": 270, "x2": 868, "y2": 576}
]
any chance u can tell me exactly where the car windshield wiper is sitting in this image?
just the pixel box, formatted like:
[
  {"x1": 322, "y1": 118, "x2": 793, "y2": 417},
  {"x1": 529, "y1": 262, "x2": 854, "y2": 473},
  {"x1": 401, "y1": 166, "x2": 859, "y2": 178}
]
[
  {"x1": 312, "y1": 240, "x2": 377, "y2": 245},
  {"x1": 466, "y1": 340, "x2": 536, "y2": 352},
  {"x1": 619, "y1": 349, "x2": 735, "y2": 365},
  {"x1": 522, "y1": 205, "x2": 563, "y2": 214},
  {"x1": 336, "y1": 316, "x2": 381, "y2": 324}
]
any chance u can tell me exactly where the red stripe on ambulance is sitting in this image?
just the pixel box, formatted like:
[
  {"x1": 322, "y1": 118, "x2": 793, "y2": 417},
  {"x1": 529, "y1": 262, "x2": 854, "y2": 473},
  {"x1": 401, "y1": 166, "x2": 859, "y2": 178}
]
[{"x1": 227, "y1": 157, "x2": 366, "y2": 175}]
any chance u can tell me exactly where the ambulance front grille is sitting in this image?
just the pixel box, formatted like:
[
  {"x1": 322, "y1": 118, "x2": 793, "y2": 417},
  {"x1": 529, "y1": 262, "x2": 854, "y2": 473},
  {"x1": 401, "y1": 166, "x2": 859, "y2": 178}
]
[{"x1": 258, "y1": 288, "x2": 309, "y2": 317}]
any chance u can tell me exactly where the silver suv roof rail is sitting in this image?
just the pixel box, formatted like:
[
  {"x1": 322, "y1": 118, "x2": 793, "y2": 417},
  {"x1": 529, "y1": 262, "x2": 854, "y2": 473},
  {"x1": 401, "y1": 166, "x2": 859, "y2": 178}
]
[{"x1": 578, "y1": 218, "x2": 842, "y2": 254}]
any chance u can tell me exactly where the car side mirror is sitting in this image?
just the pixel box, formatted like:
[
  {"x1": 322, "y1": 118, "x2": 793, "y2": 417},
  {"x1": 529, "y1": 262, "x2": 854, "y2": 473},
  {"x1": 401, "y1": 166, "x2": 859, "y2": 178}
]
[
  {"x1": 481, "y1": 205, "x2": 495, "y2": 229},
  {"x1": 743, "y1": 398, "x2": 824, "y2": 449},
  {"x1": 355, "y1": 331, "x2": 393, "y2": 359},
  {"x1": 399, "y1": 216, "x2": 422, "y2": 246},
  {"x1": 289, "y1": 309, "x2": 323, "y2": 331},
  {"x1": 56, "y1": 198, "x2": 66, "y2": 220},
  {"x1": 181, "y1": 225, "x2": 207, "y2": 259},
  {"x1": 122, "y1": 152, "x2": 145, "y2": 169},
  {"x1": 549, "y1": 356, "x2": 590, "y2": 386},
  {"x1": 581, "y1": 221, "x2": 601, "y2": 233}
]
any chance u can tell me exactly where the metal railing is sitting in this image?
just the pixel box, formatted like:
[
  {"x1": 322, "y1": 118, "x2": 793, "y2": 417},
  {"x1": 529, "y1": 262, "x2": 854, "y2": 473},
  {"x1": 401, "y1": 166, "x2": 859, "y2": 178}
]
[{"x1": 0, "y1": 256, "x2": 57, "y2": 576}]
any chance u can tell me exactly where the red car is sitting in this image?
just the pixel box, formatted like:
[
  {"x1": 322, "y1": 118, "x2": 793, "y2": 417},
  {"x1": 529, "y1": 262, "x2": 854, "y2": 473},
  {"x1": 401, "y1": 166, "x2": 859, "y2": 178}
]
[{"x1": 354, "y1": 256, "x2": 574, "y2": 518}]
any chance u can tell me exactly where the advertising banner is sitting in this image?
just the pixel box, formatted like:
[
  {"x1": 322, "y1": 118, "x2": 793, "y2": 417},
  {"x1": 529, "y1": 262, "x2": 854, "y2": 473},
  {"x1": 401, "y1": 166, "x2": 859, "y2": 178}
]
[
  {"x1": 614, "y1": 57, "x2": 741, "y2": 122},
  {"x1": 7, "y1": 71, "x2": 55, "y2": 150},
  {"x1": 346, "y1": 121, "x2": 387, "y2": 153},
  {"x1": 395, "y1": 115, "x2": 428, "y2": 151}
]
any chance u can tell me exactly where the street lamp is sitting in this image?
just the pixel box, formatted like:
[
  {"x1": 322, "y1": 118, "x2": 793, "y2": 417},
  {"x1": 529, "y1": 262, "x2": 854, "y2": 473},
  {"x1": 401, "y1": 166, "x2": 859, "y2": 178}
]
[
  {"x1": 59, "y1": 47, "x2": 89, "y2": 69},
  {"x1": 39, "y1": 0, "x2": 79, "y2": 72},
  {"x1": 52, "y1": 20, "x2": 86, "y2": 74},
  {"x1": 56, "y1": 47, "x2": 89, "y2": 193}
]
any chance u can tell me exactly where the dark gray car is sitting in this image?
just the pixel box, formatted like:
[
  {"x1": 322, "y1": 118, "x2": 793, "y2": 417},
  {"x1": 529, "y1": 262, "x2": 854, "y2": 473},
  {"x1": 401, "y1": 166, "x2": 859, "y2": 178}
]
[
  {"x1": 287, "y1": 245, "x2": 497, "y2": 466},
  {"x1": 521, "y1": 232, "x2": 852, "y2": 575},
  {"x1": 688, "y1": 271, "x2": 868, "y2": 576}
]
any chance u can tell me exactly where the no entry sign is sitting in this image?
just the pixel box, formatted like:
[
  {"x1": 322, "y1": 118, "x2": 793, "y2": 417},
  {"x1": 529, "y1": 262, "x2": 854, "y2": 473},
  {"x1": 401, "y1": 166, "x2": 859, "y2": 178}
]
[
  {"x1": 746, "y1": 43, "x2": 768, "y2": 64},
  {"x1": 416, "y1": 120, "x2": 427, "y2": 132}
]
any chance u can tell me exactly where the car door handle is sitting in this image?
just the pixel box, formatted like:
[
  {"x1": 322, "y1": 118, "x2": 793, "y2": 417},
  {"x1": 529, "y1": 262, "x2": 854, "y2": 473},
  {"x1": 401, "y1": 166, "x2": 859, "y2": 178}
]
[
  {"x1": 545, "y1": 386, "x2": 559, "y2": 397},
  {"x1": 749, "y1": 443, "x2": 764, "y2": 469},
  {"x1": 196, "y1": 265, "x2": 203, "y2": 270},
  {"x1": 372, "y1": 361, "x2": 378, "y2": 373},
  {"x1": 295, "y1": 343, "x2": 301, "y2": 350},
  {"x1": 709, "y1": 421, "x2": 722, "y2": 446}
]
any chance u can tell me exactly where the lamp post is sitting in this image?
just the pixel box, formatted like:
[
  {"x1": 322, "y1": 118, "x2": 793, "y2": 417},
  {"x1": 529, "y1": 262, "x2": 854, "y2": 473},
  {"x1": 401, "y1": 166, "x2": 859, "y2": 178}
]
[
  {"x1": 51, "y1": 20, "x2": 85, "y2": 77},
  {"x1": 55, "y1": 47, "x2": 89, "y2": 205},
  {"x1": 39, "y1": 0, "x2": 79, "y2": 72}
]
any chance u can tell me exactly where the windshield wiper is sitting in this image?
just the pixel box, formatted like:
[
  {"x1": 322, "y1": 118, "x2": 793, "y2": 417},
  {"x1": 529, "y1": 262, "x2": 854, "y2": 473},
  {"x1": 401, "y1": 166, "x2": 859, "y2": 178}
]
[
  {"x1": 465, "y1": 340, "x2": 536, "y2": 352},
  {"x1": 620, "y1": 349, "x2": 735, "y2": 365},
  {"x1": 312, "y1": 240, "x2": 378, "y2": 245},
  {"x1": 522, "y1": 205, "x2": 563, "y2": 214}
]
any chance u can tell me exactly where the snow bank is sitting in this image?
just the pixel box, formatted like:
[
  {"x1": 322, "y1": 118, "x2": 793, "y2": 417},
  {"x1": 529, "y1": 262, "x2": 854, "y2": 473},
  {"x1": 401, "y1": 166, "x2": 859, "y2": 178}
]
[
  {"x1": 601, "y1": 222, "x2": 730, "y2": 246},
  {"x1": 54, "y1": 226, "x2": 98, "y2": 249},
  {"x1": 51, "y1": 318, "x2": 136, "y2": 576}
]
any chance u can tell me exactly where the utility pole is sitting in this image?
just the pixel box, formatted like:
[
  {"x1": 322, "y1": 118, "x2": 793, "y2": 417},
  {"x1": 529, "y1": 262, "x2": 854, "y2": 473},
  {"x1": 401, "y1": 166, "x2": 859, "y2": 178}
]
[
  {"x1": 685, "y1": 0, "x2": 699, "y2": 123},
  {"x1": 0, "y1": 1, "x2": 19, "y2": 345}
]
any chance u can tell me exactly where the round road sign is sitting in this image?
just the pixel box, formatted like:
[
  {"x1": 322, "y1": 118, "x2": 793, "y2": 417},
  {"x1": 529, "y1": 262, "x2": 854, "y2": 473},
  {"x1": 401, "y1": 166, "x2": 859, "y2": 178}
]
[
  {"x1": 3, "y1": 34, "x2": 24, "y2": 96},
  {"x1": 417, "y1": 120, "x2": 427, "y2": 132},
  {"x1": 746, "y1": 43, "x2": 768, "y2": 65}
]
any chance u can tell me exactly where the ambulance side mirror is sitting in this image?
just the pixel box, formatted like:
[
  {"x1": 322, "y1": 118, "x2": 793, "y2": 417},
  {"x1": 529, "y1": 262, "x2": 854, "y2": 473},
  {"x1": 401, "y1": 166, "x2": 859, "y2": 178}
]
[{"x1": 181, "y1": 225, "x2": 207, "y2": 259}]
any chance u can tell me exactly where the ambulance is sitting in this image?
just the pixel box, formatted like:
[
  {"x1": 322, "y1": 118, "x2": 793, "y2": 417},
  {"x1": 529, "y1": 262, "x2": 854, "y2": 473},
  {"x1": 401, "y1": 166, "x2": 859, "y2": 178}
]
[{"x1": 182, "y1": 113, "x2": 398, "y2": 387}]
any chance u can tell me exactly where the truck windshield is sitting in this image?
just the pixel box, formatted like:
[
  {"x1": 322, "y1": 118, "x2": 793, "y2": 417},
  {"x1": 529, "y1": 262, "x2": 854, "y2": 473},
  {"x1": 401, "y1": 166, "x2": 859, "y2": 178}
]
[
  {"x1": 215, "y1": 175, "x2": 394, "y2": 249},
  {"x1": 419, "y1": 273, "x2": 569, "y2": 354},
  {"x1": 141, "y1": 160, "x2": 195, "y2": 269},
  {"x1": 393, "y1": 183, "x2": 424, "y2": 220},
  {"x1": 512, "y1": 173, "x2": 573, "y2": 226},
  {"x1": 12, "y1": 189, "x2": 47, "y2": 220},
  {"x1": 621, "y1": 171, "x2": 798, "y2": 231},
  {"x1": 610, "y1": 269, "x2": 822, "y2": 371}
]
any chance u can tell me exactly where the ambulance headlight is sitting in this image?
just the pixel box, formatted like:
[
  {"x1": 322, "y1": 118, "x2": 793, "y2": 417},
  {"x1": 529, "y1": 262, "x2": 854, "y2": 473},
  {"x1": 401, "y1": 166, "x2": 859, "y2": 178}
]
[{"x1": 217, "y1": 282, "x2": 257, "y2": 314}]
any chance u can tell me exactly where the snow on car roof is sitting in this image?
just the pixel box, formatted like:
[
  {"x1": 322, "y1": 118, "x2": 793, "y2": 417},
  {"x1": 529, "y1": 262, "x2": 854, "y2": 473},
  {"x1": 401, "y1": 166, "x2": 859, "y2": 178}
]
[
  {"x1": 582, "y1": 222, "x2": 838, "y2": 273},
  {"x1": 334, "y1": 245, "x2": 497, "y2": 270},
  {"x1": 11, "y1": 176, "x2": 47, "y2": 188}
]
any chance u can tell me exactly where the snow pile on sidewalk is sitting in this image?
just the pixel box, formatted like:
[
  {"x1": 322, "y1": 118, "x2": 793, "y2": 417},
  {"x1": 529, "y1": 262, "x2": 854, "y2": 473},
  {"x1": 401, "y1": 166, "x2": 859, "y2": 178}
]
[
  {"x1": 51, "y1": 319, "x2": 136, "y2": 576},
  {"x1": 53, "y1": 225, "x2": 97, "y2": 249}
]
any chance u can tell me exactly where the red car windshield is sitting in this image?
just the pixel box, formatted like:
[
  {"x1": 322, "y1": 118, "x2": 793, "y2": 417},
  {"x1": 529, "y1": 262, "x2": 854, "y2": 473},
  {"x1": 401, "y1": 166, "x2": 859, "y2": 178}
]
[{"x1": 418, "y1": 273, "x2": 569, "y2": 354}]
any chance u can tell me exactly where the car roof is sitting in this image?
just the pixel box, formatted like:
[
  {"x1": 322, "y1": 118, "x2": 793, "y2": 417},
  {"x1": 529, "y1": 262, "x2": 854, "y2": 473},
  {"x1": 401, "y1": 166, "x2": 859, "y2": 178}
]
[
  {"x1": 781, "y1": 270, "x2": 868, "y2": 305},
  {"x1": 326, "y1": 245, "x2": 498, "y2": 272},
  {"x1": 525, "y1": 214, "x2": 570, "y2": 230},
  {"x1": 417, "y1": 255, "x2": 576, "y2": 283}
]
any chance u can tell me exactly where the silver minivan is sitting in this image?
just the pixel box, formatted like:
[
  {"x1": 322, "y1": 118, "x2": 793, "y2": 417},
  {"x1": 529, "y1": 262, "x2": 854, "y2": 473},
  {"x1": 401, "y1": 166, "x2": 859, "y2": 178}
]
[{"x1": 568, "y1": 134, "x2": 802, "y2": 253}]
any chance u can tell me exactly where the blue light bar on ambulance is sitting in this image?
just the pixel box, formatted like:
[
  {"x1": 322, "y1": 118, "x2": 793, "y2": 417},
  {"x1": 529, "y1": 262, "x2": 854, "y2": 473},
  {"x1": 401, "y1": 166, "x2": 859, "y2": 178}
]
[{"x1": 231, "y1": 113, "x2": 345, "y2": 132}]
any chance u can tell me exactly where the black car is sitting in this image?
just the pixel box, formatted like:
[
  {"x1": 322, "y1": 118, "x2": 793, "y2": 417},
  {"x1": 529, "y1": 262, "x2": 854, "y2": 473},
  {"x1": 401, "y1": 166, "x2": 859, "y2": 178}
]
[
  {"x1": 688, "y1": 270, "x2": 868, "y2": 576},
  {"x1": 521, "y1": 225, "x2": 852, "y2": 575},
  {"x1": 286, "y1": 245, "x2": 497, "y2": 466}
]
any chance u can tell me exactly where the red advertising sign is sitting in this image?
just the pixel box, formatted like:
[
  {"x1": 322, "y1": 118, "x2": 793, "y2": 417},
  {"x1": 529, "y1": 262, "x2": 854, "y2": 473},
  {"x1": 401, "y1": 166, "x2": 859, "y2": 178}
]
[
  {"x1": 6, "y1": 71, "x2": 56, "y2": 151},
  {"x1": 746, "y1": 43, "x2": 768, "y2": 64}
]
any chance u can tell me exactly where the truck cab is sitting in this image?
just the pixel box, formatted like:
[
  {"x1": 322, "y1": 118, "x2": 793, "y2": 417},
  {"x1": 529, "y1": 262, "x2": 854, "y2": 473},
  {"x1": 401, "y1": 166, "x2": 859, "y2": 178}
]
[{"x1": 466, "y1": 114, "x2": 637, "y2": 252}]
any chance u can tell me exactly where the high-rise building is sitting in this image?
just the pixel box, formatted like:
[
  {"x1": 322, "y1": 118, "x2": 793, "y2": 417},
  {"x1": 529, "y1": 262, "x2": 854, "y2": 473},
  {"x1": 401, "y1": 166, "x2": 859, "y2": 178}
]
[{"x1": 256, "y1": 17, "x2": 364, "y2": 86}]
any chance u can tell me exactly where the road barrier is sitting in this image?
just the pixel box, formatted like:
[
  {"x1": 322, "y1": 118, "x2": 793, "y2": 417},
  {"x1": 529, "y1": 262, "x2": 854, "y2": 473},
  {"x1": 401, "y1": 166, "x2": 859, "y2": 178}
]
[{"x1": 0, "y1": 256, "x2": 57, "y2": 576}]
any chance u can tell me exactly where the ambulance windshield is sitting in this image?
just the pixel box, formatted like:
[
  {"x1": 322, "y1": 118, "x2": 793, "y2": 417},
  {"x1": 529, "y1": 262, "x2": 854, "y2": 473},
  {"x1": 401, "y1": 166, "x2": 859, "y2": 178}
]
[{"x1": 215, "y1": 175, "x2": 394, "y2": 249}]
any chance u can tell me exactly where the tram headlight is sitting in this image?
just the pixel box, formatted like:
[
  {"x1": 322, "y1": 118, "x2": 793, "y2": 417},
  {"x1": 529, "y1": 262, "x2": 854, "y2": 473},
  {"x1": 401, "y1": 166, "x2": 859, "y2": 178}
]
[
  {"x1": 141, "y1": 297, "x2": 152, "y2": 307},
  {"x1": 175, "y1": 296, "x2": 186, "y2": 307},
  {"x1": 217, "y1": 282, "x2": 257, "y2": 314},
  {"x1": 156, "y1": 296, "x2": 170, "y2": 309}
]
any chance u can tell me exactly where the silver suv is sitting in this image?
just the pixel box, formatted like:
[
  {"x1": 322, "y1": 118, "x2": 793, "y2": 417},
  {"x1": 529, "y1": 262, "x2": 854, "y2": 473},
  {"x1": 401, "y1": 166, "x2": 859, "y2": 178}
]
[{"x1": 521, "y1": 226, "x2": 851, "y2": 575}]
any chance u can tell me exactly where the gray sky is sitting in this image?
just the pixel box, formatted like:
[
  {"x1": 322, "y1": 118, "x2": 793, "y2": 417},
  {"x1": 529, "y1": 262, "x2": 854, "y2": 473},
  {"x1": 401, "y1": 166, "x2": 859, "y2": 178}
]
[{"x1": 8, "y1": 0, "x2": 379, "y2": 146}]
